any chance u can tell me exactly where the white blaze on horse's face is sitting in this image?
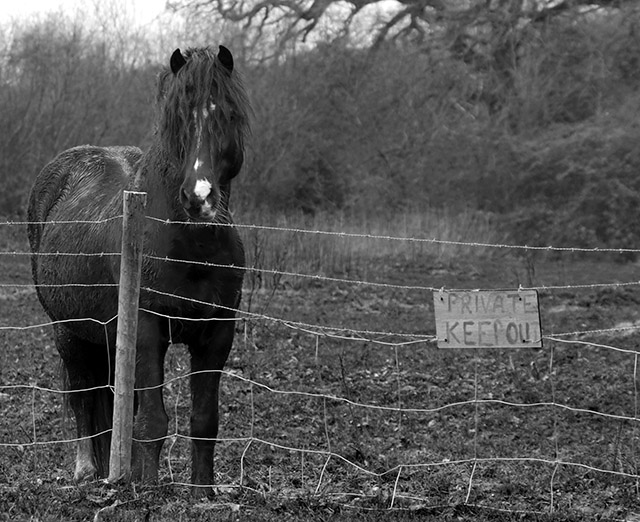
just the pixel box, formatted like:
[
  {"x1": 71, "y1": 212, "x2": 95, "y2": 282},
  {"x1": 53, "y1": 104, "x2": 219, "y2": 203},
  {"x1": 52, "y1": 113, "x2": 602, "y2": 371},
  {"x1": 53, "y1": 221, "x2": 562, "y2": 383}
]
[
  {"x1": 194, "y1": 178, "x2": 212, "y2": 199},
  {"x1": 180, "y1": 102, "x2": 219, "y2": 221},
  {"x1": 193, "y1": 158, "x2": 205, "y2": 175}
]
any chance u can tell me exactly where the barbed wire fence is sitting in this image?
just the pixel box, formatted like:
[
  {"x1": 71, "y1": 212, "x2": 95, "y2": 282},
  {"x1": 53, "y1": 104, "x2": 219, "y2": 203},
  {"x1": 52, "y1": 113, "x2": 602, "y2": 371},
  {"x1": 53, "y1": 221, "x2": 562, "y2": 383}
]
[{"x1": 1, "y1": 214, "x2": 640, "y2": 517}]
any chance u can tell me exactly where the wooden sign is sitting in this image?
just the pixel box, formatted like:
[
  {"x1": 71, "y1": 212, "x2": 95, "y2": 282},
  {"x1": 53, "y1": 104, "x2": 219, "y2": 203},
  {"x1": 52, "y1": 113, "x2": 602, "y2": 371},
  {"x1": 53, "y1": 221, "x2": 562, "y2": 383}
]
[{"x1": 433, "y1": 290, "x2": 542, "y2": 349}]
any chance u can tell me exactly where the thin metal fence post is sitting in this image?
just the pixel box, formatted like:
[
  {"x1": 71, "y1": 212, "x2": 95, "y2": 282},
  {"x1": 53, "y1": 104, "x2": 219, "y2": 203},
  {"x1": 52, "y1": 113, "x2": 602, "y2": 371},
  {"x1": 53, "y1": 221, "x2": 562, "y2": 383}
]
[{"x1": 108, "y1": 190, "x2": 147, "y2": 483}]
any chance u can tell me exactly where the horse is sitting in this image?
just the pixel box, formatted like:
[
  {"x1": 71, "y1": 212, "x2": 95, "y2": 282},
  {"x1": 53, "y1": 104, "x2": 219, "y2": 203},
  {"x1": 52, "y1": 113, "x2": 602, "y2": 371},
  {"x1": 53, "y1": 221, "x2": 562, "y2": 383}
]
[{"x1": 27, "y1": 45, "x2": 250, "y2": 495}]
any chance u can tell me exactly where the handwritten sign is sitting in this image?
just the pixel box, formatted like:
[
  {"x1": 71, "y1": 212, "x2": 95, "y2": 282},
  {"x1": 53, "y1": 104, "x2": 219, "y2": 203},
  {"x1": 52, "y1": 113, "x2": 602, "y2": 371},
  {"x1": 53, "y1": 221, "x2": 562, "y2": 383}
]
[{"x1": 433, "y1": 290, "x2": 542, "y2": 349}]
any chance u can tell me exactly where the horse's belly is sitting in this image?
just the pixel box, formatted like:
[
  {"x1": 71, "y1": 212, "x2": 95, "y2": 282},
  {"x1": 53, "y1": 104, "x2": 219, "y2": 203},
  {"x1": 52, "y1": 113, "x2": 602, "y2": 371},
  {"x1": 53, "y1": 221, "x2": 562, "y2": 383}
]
[{"x1": 33, "y1": 221, "x2": 120, "y2": 343}]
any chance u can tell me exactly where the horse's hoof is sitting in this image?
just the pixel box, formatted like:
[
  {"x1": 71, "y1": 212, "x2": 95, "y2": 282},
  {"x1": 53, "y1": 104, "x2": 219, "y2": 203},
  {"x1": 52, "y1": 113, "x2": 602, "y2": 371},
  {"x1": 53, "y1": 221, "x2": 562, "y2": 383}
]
[
  {"x1": 190, "y1": 484, "x2": 215, "y2": 499},
  {"x1": 74, "y1": 460, "x2": 98, "y2": 483}
]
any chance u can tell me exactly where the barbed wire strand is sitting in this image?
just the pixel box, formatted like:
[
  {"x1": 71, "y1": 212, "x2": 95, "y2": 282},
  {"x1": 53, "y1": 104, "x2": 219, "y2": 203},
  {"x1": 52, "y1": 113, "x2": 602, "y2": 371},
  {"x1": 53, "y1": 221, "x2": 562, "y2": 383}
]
[
  {"x1": 145, "y1": 216, "x2": 640, "y2": 254},
  {"x1": 4, "y1": 249, "x2": 640, "y2": 294},
  {"x1": 6, "y1": 213, "x2": 640, "y2": 255},
  {"x1": 141, "y1": 253, "x2": 640, "y2": 293},
  {"x1": 0, "y1": 283, "x2": 117, "y2": 289},
  {"x1": 0, "y1": 216, "x2": 123, "y2": 226},
  {"x1": 0, "y1": 251, "x2": 120, "y2": 257}
]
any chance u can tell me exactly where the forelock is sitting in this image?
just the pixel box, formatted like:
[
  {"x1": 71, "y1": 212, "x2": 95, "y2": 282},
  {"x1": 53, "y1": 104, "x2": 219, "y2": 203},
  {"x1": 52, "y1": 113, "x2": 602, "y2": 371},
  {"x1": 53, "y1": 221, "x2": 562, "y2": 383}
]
[{"x1": 155, "y1": 46, "x2": 251, "y2": 161}]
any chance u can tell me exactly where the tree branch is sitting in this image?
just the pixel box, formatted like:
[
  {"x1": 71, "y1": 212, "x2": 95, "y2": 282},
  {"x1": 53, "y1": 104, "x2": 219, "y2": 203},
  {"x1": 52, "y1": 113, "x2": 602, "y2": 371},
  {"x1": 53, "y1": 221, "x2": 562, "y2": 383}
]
[{"x1": 170, "y1": 0, "x2": 635, "y2": 52}]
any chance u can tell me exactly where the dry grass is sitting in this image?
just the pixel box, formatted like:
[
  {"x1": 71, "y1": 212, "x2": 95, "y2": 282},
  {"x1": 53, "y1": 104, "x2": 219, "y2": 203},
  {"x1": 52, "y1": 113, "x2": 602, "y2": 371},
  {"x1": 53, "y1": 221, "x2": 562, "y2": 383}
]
[{"x1": 237, "y1": 209, "x2": 506, "y2": 289}]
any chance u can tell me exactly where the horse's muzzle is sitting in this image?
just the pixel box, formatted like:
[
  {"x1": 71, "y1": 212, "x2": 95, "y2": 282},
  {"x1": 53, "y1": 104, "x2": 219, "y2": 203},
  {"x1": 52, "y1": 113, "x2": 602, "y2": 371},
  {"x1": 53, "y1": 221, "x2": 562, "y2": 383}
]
[{"x1": 180, "y1": 185, "x2": 219, "y2": 222}]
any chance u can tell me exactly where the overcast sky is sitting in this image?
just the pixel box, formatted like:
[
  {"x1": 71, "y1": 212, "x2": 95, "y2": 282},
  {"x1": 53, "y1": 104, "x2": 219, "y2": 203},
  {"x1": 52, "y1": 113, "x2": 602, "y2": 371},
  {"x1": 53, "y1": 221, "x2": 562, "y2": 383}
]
[{"x1": 1, "y1": 0, "x2": 168, "y2": 25}]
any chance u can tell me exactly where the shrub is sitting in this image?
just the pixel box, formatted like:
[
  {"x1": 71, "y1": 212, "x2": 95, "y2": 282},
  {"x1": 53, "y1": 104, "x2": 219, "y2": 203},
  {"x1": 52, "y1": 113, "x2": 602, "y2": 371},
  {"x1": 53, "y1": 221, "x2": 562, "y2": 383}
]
[{"x1": 508, "y1": 116, "x2": 640, "y2": 258}]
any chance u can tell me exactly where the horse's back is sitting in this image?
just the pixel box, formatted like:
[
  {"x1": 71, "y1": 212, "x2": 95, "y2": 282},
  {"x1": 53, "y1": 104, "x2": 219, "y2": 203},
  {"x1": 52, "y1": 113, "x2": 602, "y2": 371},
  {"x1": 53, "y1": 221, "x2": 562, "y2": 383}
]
[{"x1": 28, "y1": 145, "x2": 142, "y2": 232}]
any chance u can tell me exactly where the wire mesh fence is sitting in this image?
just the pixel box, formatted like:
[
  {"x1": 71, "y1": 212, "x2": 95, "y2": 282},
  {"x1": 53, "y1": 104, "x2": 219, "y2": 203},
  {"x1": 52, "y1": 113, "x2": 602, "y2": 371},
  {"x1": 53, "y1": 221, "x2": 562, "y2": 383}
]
[{"x1": 0, "y1": 215, "x2": 639, "y2": 518}]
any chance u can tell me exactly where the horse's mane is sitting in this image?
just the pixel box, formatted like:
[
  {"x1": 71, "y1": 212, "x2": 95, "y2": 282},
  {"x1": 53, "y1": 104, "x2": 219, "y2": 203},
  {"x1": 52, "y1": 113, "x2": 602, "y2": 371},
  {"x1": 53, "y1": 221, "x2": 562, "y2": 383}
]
[{"x1": 155, "y1": 46, "x2": 251, "y2": 164}]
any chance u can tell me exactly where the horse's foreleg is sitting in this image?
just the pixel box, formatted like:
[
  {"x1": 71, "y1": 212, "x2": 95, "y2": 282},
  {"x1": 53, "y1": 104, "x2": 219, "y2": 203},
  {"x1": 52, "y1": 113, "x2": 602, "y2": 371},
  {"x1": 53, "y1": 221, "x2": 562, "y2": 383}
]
[
  {"x1": 131, "y1": 313, "x2": 169, "y2": 483},
  {"x1": 188, "y1": 321, "x2": 235, "y2": 496}
]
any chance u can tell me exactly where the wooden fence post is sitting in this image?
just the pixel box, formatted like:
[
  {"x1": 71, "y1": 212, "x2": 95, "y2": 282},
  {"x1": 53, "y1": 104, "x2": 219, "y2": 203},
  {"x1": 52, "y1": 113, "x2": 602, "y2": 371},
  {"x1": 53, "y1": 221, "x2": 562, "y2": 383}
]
[{"x1": 108, "y1": 190, "x2": 147, "y2": 483}]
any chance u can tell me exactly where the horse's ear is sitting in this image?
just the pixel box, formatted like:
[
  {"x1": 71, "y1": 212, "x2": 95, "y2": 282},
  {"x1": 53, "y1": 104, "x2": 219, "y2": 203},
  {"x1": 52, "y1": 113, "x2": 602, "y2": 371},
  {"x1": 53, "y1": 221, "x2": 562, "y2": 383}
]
[
  {"x1": 170, "y1": 48, "x2": 187, "y2": 75},
  {"x1": 217, "y1": 45, "x2": 234, "y2": 73}
]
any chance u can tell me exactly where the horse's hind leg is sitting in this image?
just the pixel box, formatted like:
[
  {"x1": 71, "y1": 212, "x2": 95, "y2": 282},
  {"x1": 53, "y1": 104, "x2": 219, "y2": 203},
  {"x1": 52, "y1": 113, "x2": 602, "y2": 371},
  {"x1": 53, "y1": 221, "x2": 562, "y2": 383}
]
[
  {"x1": 188, "y1": 320, "x2": 235, "y2": 496},
  {"x1": 54, "y1": 325, "x2": 113, "y2": 481}
]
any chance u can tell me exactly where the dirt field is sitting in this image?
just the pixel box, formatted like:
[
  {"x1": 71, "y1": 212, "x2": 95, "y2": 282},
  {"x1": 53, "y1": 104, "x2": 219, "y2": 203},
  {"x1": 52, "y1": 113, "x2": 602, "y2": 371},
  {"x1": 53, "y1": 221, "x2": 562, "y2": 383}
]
[{"x1": 1, "y1": 223, "x2": 640, "y2": 521}]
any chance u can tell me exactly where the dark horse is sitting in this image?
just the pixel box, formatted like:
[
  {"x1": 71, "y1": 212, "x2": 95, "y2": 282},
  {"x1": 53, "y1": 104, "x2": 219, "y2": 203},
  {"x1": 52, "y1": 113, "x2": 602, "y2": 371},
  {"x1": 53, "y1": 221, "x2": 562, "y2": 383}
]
[{"x1": 27, "y1": 46, "x2": 250, "y2": 494}]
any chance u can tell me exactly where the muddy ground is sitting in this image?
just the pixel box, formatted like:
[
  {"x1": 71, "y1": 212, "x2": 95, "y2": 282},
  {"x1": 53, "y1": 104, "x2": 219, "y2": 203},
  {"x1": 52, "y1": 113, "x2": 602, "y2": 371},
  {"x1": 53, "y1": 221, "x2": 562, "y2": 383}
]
[{"x1": 1, "y1": 224, "x2": 640, "y2": 521}]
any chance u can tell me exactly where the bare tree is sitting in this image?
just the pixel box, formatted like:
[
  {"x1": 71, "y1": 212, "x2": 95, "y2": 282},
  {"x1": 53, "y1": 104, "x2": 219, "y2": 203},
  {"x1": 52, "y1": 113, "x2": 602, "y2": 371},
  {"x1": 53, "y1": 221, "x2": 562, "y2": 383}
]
[
  {"x1": 0, "y1": 8, "x2": 157, "y2": 215},
  {"x1": 168, "y1": 0, "x2": 632, "y2": 53}
]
